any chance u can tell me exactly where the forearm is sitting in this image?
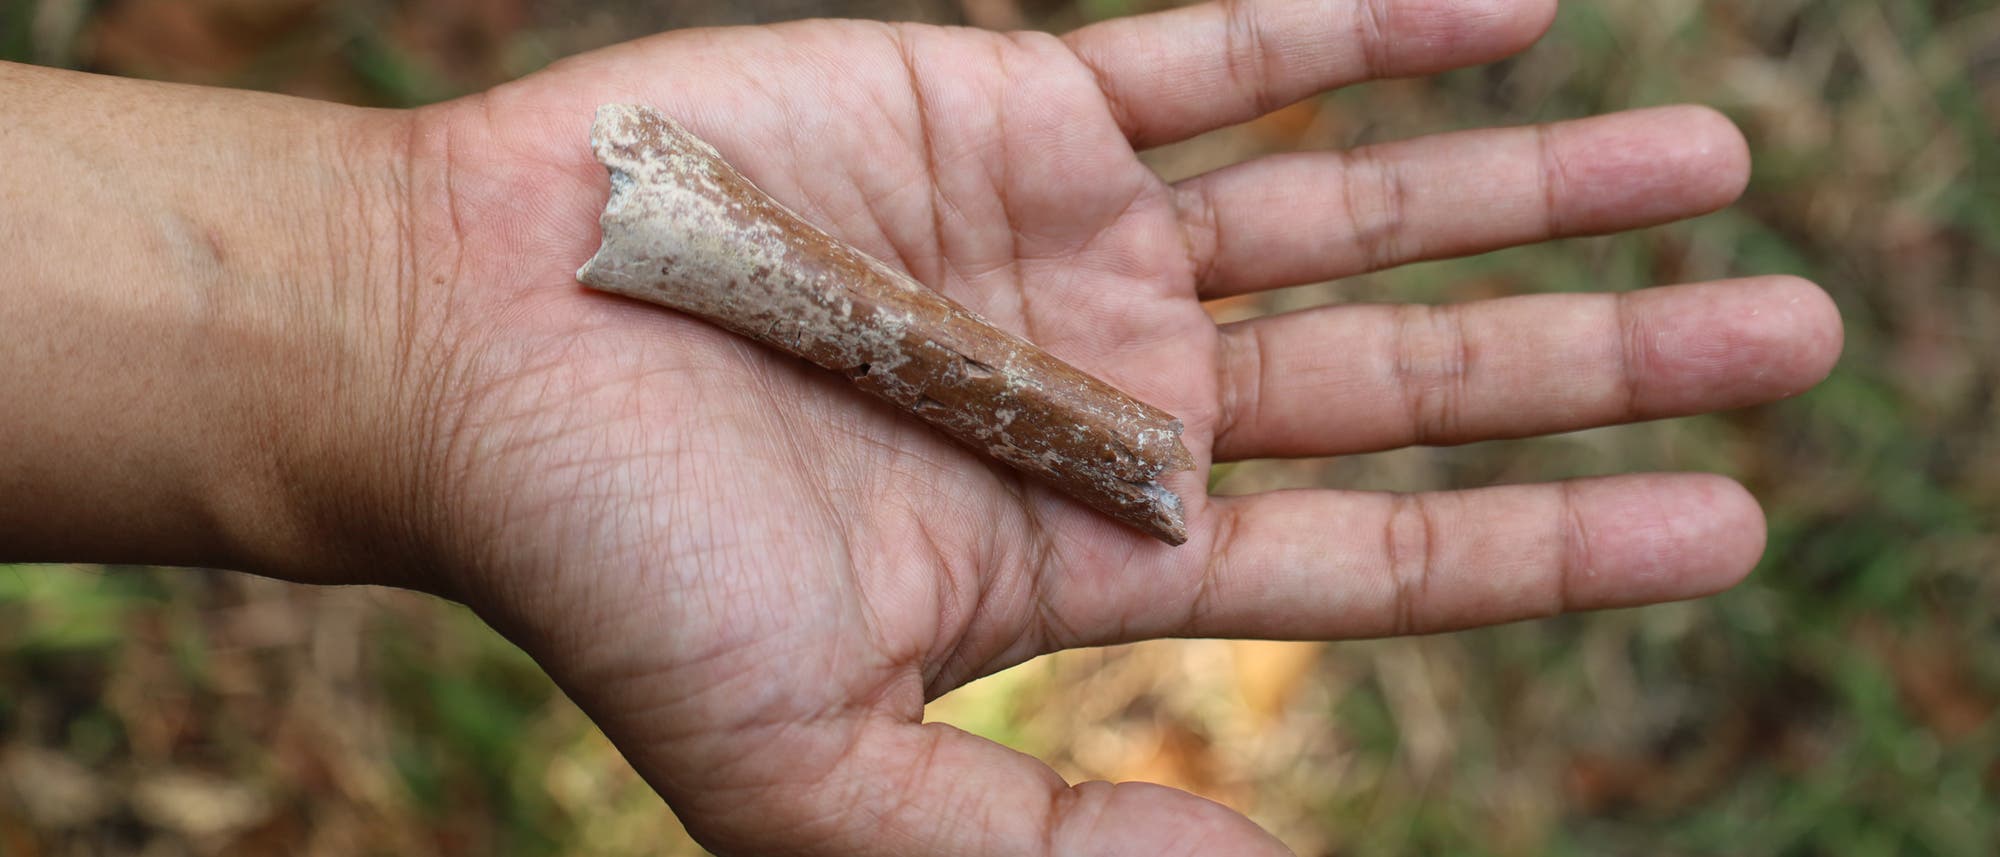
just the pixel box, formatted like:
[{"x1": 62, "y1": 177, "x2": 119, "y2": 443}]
[{"x1": 0, "y1": 62, "x2": 417, "y2": 583}]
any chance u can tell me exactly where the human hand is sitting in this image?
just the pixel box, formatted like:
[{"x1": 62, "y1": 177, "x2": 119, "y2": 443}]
[{"x1": 350, "y1": 3, "x2": 1837, "y2": 854}]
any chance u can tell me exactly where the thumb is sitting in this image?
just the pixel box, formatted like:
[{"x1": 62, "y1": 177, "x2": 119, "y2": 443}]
[{"x1": 691, "y1": 717, "x2": 1294, "y2": 857}]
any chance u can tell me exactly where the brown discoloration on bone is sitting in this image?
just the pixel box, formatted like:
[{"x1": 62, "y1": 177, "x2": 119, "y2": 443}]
[{"x1": 577, "y1": 104, "x2": 1193, "y2": 545}]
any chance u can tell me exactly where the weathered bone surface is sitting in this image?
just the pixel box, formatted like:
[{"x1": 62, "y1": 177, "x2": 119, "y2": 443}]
[{"x1": 576, "y1": 103, "x2": 1194, "y2": 544}]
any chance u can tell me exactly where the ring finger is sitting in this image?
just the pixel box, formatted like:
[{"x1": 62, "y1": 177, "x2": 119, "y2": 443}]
[{"x1": 1211, "y1": 275, "x2": 1843, "y2": 461}]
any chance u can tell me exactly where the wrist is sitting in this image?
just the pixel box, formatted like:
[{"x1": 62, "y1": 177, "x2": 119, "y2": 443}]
[
  {"x1": 223, "y1": 102, "x2": 436, "y2": 590},
  {"x1": 0, "y1": 63, "x2": 434, "y2": 589}
]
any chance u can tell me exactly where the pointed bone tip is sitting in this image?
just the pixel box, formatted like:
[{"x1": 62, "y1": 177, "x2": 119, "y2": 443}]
[
  {"x1": 1157, "y1": 514, "x2": 1190, "y2": 547},
  {"x1": 1137, "y1": 482, "x2": 1190, "y2": 546}
]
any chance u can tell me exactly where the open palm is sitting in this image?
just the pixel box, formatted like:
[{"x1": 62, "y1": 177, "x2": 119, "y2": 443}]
[{"x1": 392, "y1": 4, "x2": 1841, "y2": 854}]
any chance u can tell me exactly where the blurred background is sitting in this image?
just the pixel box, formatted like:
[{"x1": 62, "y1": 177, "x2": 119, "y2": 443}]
[{"x1": 2, "y1": 0, "x2": 1997, "y2": 854}]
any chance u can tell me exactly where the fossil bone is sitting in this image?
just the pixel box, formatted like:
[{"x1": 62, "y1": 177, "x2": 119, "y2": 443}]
[{"x1": 577, "y1": 104, "x2": 1193, "y2": 545}]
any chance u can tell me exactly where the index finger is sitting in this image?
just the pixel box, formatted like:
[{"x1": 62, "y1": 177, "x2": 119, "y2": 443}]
[{"x1": 1062, "y1": 0, "x2": 1557, "y2": 148}]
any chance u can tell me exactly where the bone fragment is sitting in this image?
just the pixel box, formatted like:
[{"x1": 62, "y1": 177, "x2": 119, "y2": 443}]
[{"x1": 576, "y1": 104, "x2": 1193, "y2": 545}]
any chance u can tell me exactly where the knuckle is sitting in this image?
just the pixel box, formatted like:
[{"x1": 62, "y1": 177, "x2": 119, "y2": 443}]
[
  {"x1": 1174, "y1": 182, "x2": 1226, "y2": 290},
  {"x1": 1339, "y1": 146, "x2": 1415, "y2": 271},
  {"x1": 1611, "y1": 291, "x2": 1650, "y2": 420},
  {"x1": 1213, "y1": 322, "x2": 1266, "y2": 452},
  {"x1": 1381, "y1": 493, "x2": 1439, "y2": 636},
  {"x1": 1534, "y1": 122, "x2": 1572, "y2": 238},
  {"x1": 1353, "y1": 0, "x2": 1398, "y2": 79},
  {"x1": 1554, "y1": 481, "x2": 1592, "y2": 615},
  {"x1": 1391, "y1": 304, "x2": 1473, "y2": 444},
  {"x1": 1219, "y1": 0, "x2": 1276, "y2": 114}
]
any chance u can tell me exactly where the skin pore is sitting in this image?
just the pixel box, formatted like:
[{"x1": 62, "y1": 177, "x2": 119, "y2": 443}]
[{"x1": 0, "y1": 3, "x2": 1842, "y2": 855}]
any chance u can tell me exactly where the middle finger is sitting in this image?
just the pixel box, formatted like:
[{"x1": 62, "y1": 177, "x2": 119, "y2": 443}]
[{"x1": 1175, "y1": 105, "x2": 1751, "y2": 297}]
